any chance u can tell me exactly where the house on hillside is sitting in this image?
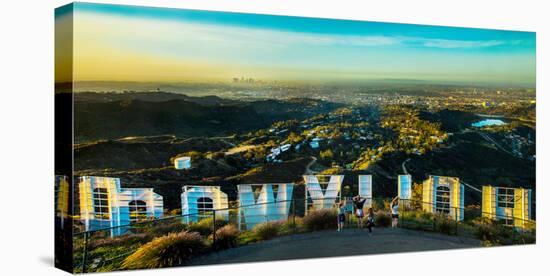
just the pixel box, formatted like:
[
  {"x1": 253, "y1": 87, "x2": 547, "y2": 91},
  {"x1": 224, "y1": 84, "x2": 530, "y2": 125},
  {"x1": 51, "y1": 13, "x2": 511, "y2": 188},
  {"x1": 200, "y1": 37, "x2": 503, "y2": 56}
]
[
  {"x1": 309, "y1": 137, "x2": 323, "y2": 149},
  {"x1": 174, "y1": 156, "x2": 191, "y2": 170}
]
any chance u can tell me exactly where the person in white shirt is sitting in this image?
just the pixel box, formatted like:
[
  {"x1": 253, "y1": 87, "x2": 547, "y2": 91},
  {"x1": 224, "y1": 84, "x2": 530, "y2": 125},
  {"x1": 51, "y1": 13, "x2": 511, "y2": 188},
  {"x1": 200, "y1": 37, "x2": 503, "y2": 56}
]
[
  {"x1": 391, "y1": 196, "x2": 399, "y2": 228},
  {"x1": 336, "y1": 200, "x2": 346, "y2": 232}
]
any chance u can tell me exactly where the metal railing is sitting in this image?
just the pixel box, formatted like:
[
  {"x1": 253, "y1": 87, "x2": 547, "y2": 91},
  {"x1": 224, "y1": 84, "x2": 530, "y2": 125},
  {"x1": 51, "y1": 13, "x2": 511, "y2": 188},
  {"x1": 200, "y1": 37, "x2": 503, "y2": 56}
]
[
  {"x1": 72, "y1": 197, "x2": 535, "y2": 273},
  {"x1": 396, "y1": 198, "x2": 535, "y2": 239},
  {"x1": 73, "y1": 199, "x2": 304, "y2": 273}
]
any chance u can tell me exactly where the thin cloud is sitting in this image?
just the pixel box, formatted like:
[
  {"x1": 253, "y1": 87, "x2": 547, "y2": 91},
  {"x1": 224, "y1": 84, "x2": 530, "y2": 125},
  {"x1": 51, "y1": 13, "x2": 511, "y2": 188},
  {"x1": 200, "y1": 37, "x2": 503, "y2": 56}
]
[
  {"x1": 418, "y1": 38, "x2": 505, "y2": 49},
  {"x1": 78, "y1": 12, "x2": 517, "y2": 53}
]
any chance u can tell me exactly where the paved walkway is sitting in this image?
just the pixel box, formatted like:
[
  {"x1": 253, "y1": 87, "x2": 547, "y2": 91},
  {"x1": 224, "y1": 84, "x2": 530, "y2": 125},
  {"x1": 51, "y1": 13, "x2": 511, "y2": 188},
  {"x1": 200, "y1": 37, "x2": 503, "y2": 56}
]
[{"x1": 191, "y1": 228, "x2": 480, "y2": 265}]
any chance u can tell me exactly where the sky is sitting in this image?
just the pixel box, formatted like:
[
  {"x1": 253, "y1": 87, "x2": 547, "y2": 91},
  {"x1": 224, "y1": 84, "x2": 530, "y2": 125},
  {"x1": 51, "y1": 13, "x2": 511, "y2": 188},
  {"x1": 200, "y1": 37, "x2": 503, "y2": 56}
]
[{"x1": 55, "y1": 2, "x2": 536, "y2": 87}]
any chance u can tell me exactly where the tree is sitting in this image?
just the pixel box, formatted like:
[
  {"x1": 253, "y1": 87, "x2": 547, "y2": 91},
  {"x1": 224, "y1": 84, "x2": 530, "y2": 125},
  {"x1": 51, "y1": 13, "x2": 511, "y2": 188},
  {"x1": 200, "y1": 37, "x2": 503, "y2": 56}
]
[
  {"x1": 411, "y1": 183, "x2": 423, "y2": 209},
  {"x1": 320, "y1": 149, "x2": 334, "y2": 160},
  {"x1": 287, "y1": 132, "x2": 303, "y2": 143}
]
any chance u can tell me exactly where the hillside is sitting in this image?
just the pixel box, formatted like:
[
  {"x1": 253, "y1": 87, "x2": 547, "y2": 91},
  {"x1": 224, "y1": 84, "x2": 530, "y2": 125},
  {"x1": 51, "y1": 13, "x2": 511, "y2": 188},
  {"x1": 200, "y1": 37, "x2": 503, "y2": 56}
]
[
  {"x1": 74, "y1": 136, "x2": 232, "y2": 171},
  {"x1": 71, "y1": 92, "x2": 340, "y2": 142},
  {"x1": 74, "y1": 91, "x2": 239, "y2": 106}
]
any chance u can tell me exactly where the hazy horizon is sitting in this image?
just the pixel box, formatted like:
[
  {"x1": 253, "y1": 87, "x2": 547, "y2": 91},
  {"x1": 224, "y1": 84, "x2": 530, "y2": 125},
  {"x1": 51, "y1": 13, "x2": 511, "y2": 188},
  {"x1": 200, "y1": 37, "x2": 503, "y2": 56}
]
[
  {"x1": 60, "y1": 80, "x2": 537, "y2": 93},
  {"x1": 56, "y1": 3, "x2": 536, "y2": 87}
]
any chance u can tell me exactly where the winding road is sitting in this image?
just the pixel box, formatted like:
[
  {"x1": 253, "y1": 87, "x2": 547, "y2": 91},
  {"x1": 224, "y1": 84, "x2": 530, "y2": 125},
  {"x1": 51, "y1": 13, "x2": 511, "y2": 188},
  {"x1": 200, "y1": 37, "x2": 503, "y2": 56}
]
[
  {"x1": 304, "y1": 156, "x2": 318, "y2": 174},
  {"x1": 478, "y1": 132, "x2": 514, "y2": 156},
  {"x1": 401, "y1": 158, "x2": 410, "y2": 175}
]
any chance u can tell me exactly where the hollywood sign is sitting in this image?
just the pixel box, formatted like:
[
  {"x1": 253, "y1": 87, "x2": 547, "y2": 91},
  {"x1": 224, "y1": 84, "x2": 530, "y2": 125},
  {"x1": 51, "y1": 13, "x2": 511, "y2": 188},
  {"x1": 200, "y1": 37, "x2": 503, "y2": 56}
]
[{"x1": 56, "y1": 173, "x2": 535, "y2": 235}]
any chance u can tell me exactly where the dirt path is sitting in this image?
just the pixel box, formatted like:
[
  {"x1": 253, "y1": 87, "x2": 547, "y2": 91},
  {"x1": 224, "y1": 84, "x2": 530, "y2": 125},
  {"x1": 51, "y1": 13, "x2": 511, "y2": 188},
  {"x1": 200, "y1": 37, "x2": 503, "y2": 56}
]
[
  {"x1": 304, "y1": 156, "x2": 317, "y2": 174},
  {"x1": 191, "y1": 228, "x2": 480, "y2": 266},
  {"x1": 225, "y1": 145, "x2": 258, "y2": 155},
  {"x1": 401, "y1": 158, "x2": 410, "y2": 174},
  {"x1": 478, "y1": 132, "x2": 514, "y2": 156}
]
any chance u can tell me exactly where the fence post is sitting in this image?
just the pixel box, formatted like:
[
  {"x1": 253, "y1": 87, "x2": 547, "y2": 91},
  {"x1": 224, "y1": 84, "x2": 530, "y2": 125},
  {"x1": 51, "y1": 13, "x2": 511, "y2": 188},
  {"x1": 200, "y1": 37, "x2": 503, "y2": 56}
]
[
  {"x1": 512, "y1": 209, "x2": 516, "y2": 243},
  {"x1": 292, "y1": 199, "x2": 296, "y2": 234},
  {"x1": 82, "y1": 232, "x2": 89, "y2": 273},
  {"x1": 400, "y1": 199, "x2": 403, "y2": 228},
  {"x1": 212, "y1": 210, "x2": 216, "y2": 248},
  {"x1": 433, "y1": 209, "x2": 436, "y2": 232},
  {"x1": 237, "y1": 201, "x2": 242, "y2": 231},
  {"x1": 455, "y1": 208, "x2": 458, "y2": 236}
]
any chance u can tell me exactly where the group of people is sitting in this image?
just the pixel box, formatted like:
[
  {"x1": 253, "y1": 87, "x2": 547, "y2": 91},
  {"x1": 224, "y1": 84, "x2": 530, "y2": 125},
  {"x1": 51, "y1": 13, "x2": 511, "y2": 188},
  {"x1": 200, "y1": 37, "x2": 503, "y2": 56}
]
[{"x1": 336, "y1": 196, "x2": 401, "y2": 233}]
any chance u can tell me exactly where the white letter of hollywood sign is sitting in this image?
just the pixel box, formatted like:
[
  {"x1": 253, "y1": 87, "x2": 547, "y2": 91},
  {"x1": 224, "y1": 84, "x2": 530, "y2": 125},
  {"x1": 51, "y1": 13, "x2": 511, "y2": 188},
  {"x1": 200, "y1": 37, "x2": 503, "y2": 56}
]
[
  {"x1": 237, "y1": 183, "x2": 294, "y2": 229},
  {"x1": 181, "y1": 186, "x2": 229, "y2": 224},
  {"x1": 358, "y1": 175, "x2": 373, "y2": 207},
  {"x1": 303, "y1": 175, "x2": 344, "y2": 211}
]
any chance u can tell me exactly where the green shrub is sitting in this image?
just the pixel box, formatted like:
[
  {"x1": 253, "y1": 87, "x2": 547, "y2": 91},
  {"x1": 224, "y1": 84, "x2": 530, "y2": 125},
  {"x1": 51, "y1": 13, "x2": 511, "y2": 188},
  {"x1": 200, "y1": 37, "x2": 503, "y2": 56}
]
[
  {"x1": 187, "y1": 220, "x2": 212, "y2": 236},
  {"x1": 279, "y1": 217, "x2": 303, "y2": 234},
  {"x1": 188, "y1": 218, "x2": 227, "y2": 236},
  {"x1": 481, "y1": 239, "x2": 497, "y2": 247},
  {"x1": 471, "y1": 217, "x2": 517, "y2": 245},
  {"x1": 121, "y1": 231, "x2": 207, "y2": 269},
  {"x1": 212, "y1": 224, "x2": 240, "y2": 249},
  {"x1": 513, "y1": 230, "x2": 536, "y2": 245},
  {"x1": 419, "y1": 211, "x2": 434, "y2": 221},
  {"x1": 169, "y1": 209, "x2": 182, "y2": 216},
  {"x1": 435, "y1": 214, "x2": 454, "y2": 235},
  {"x1": 143, "y1": 221, "x2": 188, "y2": 236},
  {"x1": 252, "y1": 221, "x2": 283, "y2": 240},
  {"x1": 88, "y1": 233, "x2": 152, "y2": 251},
  {"x1": 463, "y1": 206, "x2": 480, "y2": 221},
  {"x1": 237, "y1": 230, "x2": 260, "y2": 245},
  {"x1": 374, "y1": 211, "x2": 391, "y2": 227},
  {"x1": 478, "y1": 225, "x2": 505, "y2": 245},
  {"x1": 302, "y1": 209, "x2": 337, "y2": 231},
  {"x1": 371, "y1": 198, "x2": 389, "y2": 211}
]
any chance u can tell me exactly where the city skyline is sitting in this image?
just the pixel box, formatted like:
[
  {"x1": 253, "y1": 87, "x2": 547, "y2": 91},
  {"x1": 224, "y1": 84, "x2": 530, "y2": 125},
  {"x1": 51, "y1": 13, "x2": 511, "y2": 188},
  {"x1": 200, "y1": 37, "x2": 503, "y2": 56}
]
[{"x1": 56, "y1": 3, "x2": 536, "y2": 87}]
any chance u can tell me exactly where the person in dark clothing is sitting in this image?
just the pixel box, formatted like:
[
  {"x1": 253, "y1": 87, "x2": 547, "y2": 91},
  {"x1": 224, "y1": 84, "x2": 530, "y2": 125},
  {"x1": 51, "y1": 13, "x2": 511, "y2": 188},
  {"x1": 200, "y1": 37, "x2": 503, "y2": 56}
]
[
  {"x1": 366, "y1": 207, "x2": 375, "y2": 235},
  {"x1": 352, "y1": 195, "x2": 367, "y2": 229}
]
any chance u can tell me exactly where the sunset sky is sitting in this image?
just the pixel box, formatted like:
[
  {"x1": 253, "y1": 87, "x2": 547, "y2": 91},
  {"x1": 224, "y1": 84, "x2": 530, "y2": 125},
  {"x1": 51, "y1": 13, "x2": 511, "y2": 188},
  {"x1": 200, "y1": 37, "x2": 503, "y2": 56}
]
[{"x1": 56, "y1": 3, "x2": 536, "y2": 87}]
